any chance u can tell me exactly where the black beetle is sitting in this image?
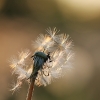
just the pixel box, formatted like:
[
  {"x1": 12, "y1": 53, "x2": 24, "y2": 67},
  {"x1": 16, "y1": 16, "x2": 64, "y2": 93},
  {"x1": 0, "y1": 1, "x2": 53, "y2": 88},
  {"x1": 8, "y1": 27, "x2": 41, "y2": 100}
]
[{"x1": 29, "y1": 52, "x2": 51, "y2": 80}]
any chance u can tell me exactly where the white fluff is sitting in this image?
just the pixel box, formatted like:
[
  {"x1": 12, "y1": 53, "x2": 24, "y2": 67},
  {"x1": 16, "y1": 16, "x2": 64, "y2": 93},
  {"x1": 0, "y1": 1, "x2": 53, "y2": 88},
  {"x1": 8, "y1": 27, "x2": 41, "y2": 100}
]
[{"x1": 10, "y1": 28, "x2": 73, "y2": 92}]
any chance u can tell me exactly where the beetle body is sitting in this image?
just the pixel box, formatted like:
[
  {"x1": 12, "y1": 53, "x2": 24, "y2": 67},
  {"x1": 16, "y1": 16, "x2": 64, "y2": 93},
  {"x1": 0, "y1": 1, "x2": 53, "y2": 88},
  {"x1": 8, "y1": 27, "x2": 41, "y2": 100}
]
[
  {"x1": 30, "y1": 51, "x2": 51, "y2": 80},
  {"x1": 34, "y1": 52, "x2": 48, "y2": 61}
]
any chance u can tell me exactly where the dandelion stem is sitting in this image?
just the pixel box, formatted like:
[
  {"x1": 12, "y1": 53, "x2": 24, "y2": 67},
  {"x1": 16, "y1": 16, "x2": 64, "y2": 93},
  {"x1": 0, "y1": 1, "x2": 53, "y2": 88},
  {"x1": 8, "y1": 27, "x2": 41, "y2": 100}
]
[{"x1": 26, "y1": 78, "x2": 35, "y2": 100}]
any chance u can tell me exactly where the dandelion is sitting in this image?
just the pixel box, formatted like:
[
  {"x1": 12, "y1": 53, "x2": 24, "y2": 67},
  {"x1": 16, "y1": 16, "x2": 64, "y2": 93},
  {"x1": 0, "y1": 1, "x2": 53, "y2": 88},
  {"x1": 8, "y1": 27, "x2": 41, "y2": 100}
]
[{"x1": 9, "y1": 28, "x2": 74, "y2": 100}]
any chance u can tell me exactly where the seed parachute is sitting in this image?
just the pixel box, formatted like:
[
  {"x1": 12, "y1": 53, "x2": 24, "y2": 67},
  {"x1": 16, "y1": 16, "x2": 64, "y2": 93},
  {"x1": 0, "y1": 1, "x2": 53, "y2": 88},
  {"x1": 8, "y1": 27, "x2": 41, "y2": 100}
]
[{"x1": 10, "y1": 27, "x2": 74, "y2": 92}]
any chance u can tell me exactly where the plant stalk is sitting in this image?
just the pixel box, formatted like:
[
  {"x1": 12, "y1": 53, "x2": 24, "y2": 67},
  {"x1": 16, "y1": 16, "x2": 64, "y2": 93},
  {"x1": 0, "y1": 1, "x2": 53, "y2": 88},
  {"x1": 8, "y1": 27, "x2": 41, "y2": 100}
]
[{"x1": 26, "y1": 78, "x2": 35, "y2": 100}]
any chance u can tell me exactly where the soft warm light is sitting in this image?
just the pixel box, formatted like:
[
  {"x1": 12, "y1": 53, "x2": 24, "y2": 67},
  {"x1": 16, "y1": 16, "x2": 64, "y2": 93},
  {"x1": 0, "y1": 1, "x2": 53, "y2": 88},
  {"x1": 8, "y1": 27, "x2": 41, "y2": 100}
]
[{"x1": 56, "y1": 0, "x2": 100, "y2": 20}]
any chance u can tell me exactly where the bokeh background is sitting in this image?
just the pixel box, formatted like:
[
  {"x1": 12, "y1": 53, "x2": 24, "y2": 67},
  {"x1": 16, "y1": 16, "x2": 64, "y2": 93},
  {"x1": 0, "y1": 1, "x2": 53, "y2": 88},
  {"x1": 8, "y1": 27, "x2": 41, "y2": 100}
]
[{"x1": 0, "y1": 0, "x2": 100, "y2": 100}]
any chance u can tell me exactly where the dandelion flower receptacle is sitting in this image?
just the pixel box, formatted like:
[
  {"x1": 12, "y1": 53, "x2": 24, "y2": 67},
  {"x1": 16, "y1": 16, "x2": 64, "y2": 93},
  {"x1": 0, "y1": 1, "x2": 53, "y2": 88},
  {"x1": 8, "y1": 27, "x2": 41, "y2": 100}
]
[{"x1": 9, "y1": 28, "x2": 74, "y2": 100}]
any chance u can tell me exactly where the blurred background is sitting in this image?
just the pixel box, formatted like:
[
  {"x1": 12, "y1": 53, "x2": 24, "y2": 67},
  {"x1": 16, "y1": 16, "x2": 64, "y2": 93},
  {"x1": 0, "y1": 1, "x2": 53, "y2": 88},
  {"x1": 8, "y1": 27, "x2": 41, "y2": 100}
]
[{"x1": 0, "y1": 0, "x2": 100, "y2": 100}]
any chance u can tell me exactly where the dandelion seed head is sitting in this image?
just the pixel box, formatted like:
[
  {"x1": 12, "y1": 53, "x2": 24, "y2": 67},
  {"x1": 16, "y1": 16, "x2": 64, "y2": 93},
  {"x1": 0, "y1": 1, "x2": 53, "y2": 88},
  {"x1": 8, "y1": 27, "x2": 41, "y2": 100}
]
[
  {"x1": 32, "y1": 28, "x2": 73, "y2": 86},
  {"x1": 10, "y1": 28, "x2": 74, "y2": 92}
]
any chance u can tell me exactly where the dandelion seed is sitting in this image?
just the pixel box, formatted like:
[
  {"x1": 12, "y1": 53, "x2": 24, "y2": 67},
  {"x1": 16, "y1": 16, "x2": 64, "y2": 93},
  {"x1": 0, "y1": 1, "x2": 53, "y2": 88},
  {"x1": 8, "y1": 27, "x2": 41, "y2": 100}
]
[
  {"x1": 9, "y1": 28, "x2": 74, "y2": 100},
  {"x1": 10, "y1": 81, "x2": 22, "y2": 94}
]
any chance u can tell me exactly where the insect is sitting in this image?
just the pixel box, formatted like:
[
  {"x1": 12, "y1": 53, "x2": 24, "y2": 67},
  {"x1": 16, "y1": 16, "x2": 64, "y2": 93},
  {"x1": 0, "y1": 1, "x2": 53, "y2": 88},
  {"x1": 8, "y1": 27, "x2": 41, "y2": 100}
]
[{"x1": 29, "y1": 51, "x2": 52, "y2": 81}]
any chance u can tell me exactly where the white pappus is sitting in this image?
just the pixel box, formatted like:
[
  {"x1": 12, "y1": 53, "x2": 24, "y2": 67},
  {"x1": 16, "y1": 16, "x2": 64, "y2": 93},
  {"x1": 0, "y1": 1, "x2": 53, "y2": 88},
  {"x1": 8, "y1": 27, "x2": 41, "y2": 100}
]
[{"x1": 9, "y1": 27, "x2": 74, "y2": 92}]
